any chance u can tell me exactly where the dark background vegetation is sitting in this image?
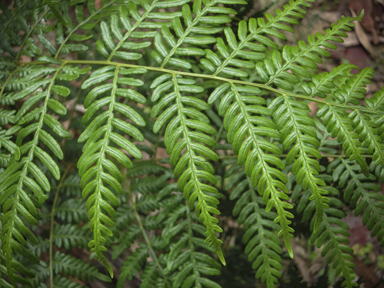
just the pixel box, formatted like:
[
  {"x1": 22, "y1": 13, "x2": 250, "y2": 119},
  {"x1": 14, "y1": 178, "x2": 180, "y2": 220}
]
[{"x1": 3, "y1": 0, "x2": 384, "y2": 287}]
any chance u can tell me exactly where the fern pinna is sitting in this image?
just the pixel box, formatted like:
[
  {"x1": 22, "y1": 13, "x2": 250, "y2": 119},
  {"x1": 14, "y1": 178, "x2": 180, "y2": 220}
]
[{"x1": 0, "y1": 0, "x2": 383, "y2": 287}]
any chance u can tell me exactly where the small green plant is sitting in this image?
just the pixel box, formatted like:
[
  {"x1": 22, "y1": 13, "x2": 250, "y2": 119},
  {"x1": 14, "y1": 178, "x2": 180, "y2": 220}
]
[{"x1": 0, "y1": 0, "x2": 383, "y2": 287}]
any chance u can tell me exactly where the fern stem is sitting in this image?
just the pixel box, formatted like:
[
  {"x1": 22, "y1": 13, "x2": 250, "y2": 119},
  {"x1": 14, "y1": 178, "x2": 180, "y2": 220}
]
[
  {"x1": 185, "y1": 203, "x2": 202, "y2": 285},
  {"x1": 217, "y1": 154, "x2": 374, "y2": 159},
  {"x1": 214, "y1": 123, "x2": 224, "y2": 144},
  {"x1": 152, "y1": 125, "x2": 165, "y2": 160},
  {"x1": 54, "y1": 0, "x2": 117, "y2": 58},
  {"x1": 0, "y1": 0, "x2": 29, "y2": 35},
  {"x1": 15, "y1": 7, "x2": 49, "y2": 62},
  {"x1": 126, "y1": 182, "x2": 171, "y2": 287},
  {"x1": 107, "y1": 0, "x2": 158, "y2": 61},
  {"x1": 20, "y1": 60, "x2": 384, "y2": 116},
  {"x1": 49, "y1": 165, "x2": 72, "y2": 287},
  {"x1": 0, "y1": 66, "x2": 19, "y2": 99}
]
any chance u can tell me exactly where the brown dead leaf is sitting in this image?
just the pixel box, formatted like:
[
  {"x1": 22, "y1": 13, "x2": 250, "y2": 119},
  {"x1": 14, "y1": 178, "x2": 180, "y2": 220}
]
[
  {"x1": 349, "y1": 0, "x2": 379, "y2": 44},
  {"x1": 353, "y1": 257, "x2": 384, "y2": 288},
  {"x1": 350, "y1": 8, "x2": 378, "y2": 57}
]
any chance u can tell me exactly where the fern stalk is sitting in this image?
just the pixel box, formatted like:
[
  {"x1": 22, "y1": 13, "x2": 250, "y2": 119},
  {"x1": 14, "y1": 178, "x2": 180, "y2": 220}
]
[
  {"x1": 0, "y1": 0, "x2": 29, "y2": 35},
  {"x1": 15, "y1": 7, "x2": 49, "y2": 62},
  {"x1": 54, "y1": 0, "x2": 117, "y2": 58},
  {"x1": 185, "y1": 203, "x2": 205, "y2": 286},
  {"x1": 0, "y1": 66, "x2": 20, "y2": 98},
  {"x1": 126, "y1": 181, "x2": 171, "y2": 287},
  {"x1": 19, "y1": 60, "x2": 384, "y2": 117},
  {"x1": 49, "y1": 164, "x2": 72, "y2": 287}
]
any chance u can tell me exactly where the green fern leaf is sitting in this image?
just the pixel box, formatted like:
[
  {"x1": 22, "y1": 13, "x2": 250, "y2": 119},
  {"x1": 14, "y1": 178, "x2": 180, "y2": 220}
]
[
  {"x1": 0, "y1": 62, "x2": 84, "y2": 284},
  {"x1": 269, "y1": 95, "x2": 329, "y2": 231},
  {"x1": 208, "y1": 82, "x2": 294, "y2": 257},
  {"x1": 226, "y1": 167, "x2": 283, "y2": 288},
  {"x1": 330, "y1": 159, "x2": 384, "y2": 246},
  {"x1": 78, "y1": 65, "x2": 146, "y2": 277},
  {"x1": 151, "y1": 73, "x2": 224, "y2": 264},
  {"x1": 200, "y1": 0, "x2": 315, "y2": 78}
]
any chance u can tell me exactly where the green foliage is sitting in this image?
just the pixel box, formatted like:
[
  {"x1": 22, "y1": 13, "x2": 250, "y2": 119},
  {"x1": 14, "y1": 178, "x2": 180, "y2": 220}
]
[{"x1": 0, "y1": 1, "x2": 383, "y2": 288}]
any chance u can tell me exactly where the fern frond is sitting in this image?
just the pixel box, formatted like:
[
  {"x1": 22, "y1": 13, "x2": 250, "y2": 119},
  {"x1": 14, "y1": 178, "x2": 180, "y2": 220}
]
[
  {"x1": 259, "y1": 13, "x2": 361, "y2": 90},
  {"x1": 139, "y1": 261, "x2": 160, "y2": 288},
  {"x1": 162, "y1": 201, "x2": 222, "y2": 288},
  {"x1": 0, "y1": 151, "x2": 11, "y2": 168},
  {"x1": 1, "y1": 1, "x2": 383, "y2": 287},
  {"x1": 78, "y1": 65, "x2": 146, "y2": 277},
  {"x1": 151, "y1": 73, "x2": 225, "y2": 264},
  {"x1": 366, "y1": 86, "x2": 384, "y2": 112},
  {"x1": 309, "y1": 190, "x2": 356, "y2": 287},
  {"x1": 317, "y1": 104, "x2": 369, "y2": 175},
  {"x1": 118, "y1": 244, "x2": 149, "y2": 287},
  {"x1": 55, "y1": 173, "x2": 82, "y2": 197},
  {"x1": 29, "y1": 252, "x2": 111, "y2": 286},
  {"x1": 269, "y1": 95, "x2": 329, "y2": 230},
  {"x1": 55, "y1": 198, "x2": 87, "y2": 223},
  {"x1": 0, "y1": 0, "x2": 43, "y2": 57},
  {"x1": 53, "y1": 0, "x2": 116, "y2": 57},
  {"x1": 0, "y1": 238, "x2": 33, "y2": 287},
  {"x1": 226, "y1": 167, "x2": 282, "y2": 288},
  {"x1": 0, "y1": 128, "x2": 20, "y2": 162},
  {"x1": 200, "y1": 0, "x2": 314, "y2": 78},
  {"x1": 296, "y1": 173, "x2": 357, "y2": 287},
  {"x1": 27, "y1": 236, "x2": 49, "y2": 258},
  {"x1": 111, "y1": 224, "x2": 141, "y2": 260},
  {"x1": 0, "y1": 63, "x2": 85, "y2": 284},
  {"x1": 94, "y1": 0, "x2": 192, "y2": 62},
  {"x1": 131, "y1": 173, "x2": 172, "y2": 195},
  {"x1": 349, "y1": 110, "x2": 384, "y2": 167},
  {"x1": 301, "y1": 63, "x2": 357, "y2": 98},
  {"x1": 208, "y1": 82, "x2": 294, "y2": 257},
  {"x1": 126, "y1": 160, "x2": 172, "y2": 177},
  {"x1": 52, "y1": 224, "x2": 91, "y2": 249},
  {"x1": 50, "y1": 275, "x2": 85, "y2": 288},
  {"x1": 330, "y1": 159, "x2": 384, "y2": 246},
  {"x1": 152, "y1": 0, "x2": 246, "y2": 70},
  {"x1": 0, "y1": 109, "x2": 16, "y2": 125},
  {"x1": 333, "y1": 67, "x2": 374, "y2": 104}
]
